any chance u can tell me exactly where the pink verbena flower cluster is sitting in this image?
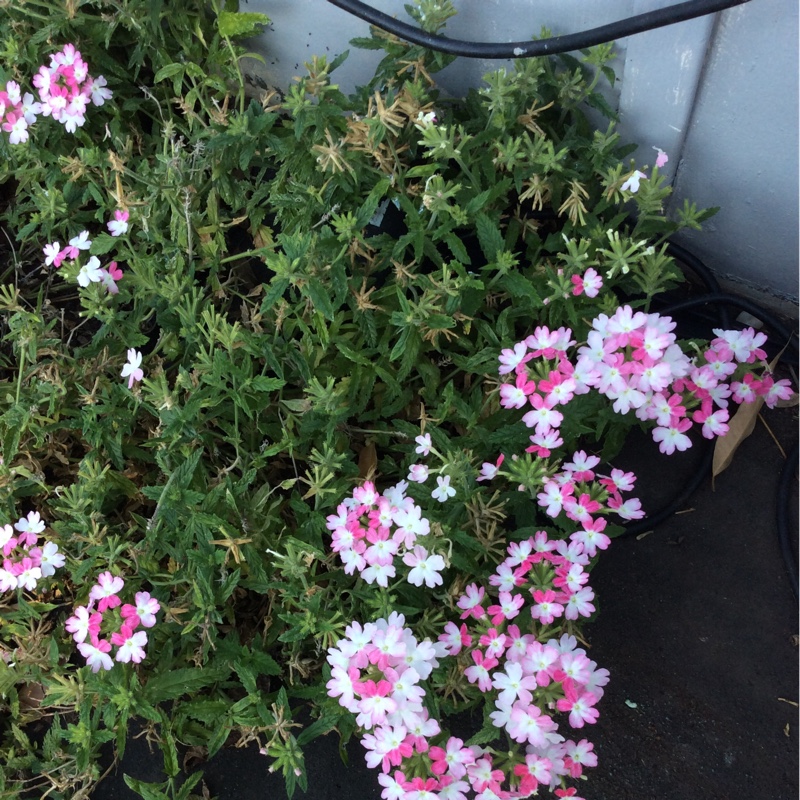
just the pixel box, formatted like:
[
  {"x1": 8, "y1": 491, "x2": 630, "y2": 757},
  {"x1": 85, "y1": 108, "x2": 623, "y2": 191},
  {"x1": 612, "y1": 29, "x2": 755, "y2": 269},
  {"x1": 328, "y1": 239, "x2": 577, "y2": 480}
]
[
  {"x1": 43, "y1": 211, "x2": 128, "y2": 293},
  {"x1": 0, "y1": 44, "x2": 112, "y2": 144},
  {"x1": 42, "y1": 215, "x2": 144, "y2": 388},
  {"x1": 326, "y1": 576, "x2": 605, "y2": 799},
  {"x1": 0, "y1": 511, "x2": 65, "y2": 592},
  {"x1": 327, "y1": 614, "x2": 522, "y2": 800},
  {"x1": 325, "y1": 465, "x2": 635, "y2": 799},
  {"x1": 435, "y1": 543, "x2": 615, "y2": 796},
  {"x1": 65, "y1": 572, "x2": 160, "y2": 672},
  {"x1": 326, "y1": 481, "x2": 446, "y2": 589},
  {"x1": 535, "y1": 451, "x2": 645, "y2": 526},
  {"x1": 498, "y1": 307, "x2": 791, "y2": 457}
]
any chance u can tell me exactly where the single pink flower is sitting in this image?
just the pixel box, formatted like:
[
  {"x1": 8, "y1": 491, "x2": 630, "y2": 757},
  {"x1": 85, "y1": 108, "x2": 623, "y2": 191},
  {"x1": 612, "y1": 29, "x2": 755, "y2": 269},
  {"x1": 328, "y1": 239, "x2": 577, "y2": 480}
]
[
  {"x1": 107, "y1": 209, "x2": 129, "y2": 237},
  {"x1": 121, "y1": 348, "x2": 143, "y2": 388},
  {"x1": 89, "y1": 571, "x2": 124, "y2": 612},
  {"x1": 621, "y1": 169, "x2": 647, "y2": 193}
]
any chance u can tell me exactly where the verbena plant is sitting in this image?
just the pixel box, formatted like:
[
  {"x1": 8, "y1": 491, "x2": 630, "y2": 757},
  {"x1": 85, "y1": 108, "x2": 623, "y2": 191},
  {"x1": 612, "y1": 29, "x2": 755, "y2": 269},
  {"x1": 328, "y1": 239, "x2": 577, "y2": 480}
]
[{"x1": 0, "y1": 1, "x2": 791, "y2": 798}]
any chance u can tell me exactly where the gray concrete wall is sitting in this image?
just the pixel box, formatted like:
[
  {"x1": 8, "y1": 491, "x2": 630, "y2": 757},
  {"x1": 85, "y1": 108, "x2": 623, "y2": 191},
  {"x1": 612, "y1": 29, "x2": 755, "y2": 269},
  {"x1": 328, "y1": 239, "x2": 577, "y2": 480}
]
[
  {"x1": 244, "y1": 0, "x2": 799, "y2": 311},
  {"x1": 668, "y1": 0, "x2": 799, "y2": 309}
]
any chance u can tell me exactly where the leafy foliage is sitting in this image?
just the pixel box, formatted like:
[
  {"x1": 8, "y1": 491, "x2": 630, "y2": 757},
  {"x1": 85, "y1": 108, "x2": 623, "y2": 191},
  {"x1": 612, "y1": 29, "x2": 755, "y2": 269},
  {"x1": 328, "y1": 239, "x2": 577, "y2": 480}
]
[{"x1": 0, "y1": 0, "x2": 713, "y2": 796}]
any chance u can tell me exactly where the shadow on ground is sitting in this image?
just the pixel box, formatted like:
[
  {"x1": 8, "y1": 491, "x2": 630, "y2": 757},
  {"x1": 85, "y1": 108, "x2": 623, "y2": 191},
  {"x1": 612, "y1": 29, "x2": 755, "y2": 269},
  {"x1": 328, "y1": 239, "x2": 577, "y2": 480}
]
[{"x1": 93, "y1": 406, "x2": 798, "y2": 800}]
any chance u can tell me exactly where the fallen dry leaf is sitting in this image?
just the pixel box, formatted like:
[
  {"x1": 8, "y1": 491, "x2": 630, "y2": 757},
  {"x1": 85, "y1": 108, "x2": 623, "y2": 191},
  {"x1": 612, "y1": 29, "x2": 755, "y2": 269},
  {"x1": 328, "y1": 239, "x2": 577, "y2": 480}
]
[
  {"x1": 713, "y1": 392, "x2": 765, "y2": 478},
  {"x1": 183, "y1": 745, "x2": 207, "y2": 771},
  {"x1": 712, "y1": 346, "x2": 789, "y2": 478},
  {"x1": 358, "y1": 441, "x2": 378, "y2": 480},
  {"x1": 18, "y1": 682, "x2": 45, "y2": 716},
  {"x1": 775, "y1": 393, "x2": 799, "y2": 408}
]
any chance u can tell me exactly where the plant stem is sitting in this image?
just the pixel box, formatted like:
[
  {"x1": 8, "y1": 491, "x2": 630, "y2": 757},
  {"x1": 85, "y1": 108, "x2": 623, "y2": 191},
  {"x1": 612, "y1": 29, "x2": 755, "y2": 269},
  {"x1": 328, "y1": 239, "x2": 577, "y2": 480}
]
[
  {"x1": 15, "y1": 347, "x2": 26, "y2": 405},
  {"x1": 219, "y1": 247, "x2": 272, "y2": 264}
]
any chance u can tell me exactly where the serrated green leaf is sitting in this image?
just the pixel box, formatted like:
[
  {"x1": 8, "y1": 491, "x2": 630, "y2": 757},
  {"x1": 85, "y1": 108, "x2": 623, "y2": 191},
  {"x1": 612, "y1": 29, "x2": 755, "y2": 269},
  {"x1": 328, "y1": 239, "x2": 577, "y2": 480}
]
[
  {"x1": 261, "y1": 277, "x2": 290, "y2": 312},
  {"x1": 336, "y1": 340, "x2": 373, "y2": 366},
  {"x1": 88, "y1": 233, "x2": 118, "y2": 256},
  {"x1": 123, "y1": 776, "x2": 170, "y2": 800},
  {"x1": 349, "y1": 36, "x2": 384, "y2": 50},
  {"x1": 153, "y1": 63, "x2": 184, "y2": 84},
  {"x1": 465, "y1": 720, "x2": 502, "y2": 747},
  {"x1": 498, "y1": 270, "x2": 542, "y2": 306},
  {"x1": 144, "y1": 667, "x2": 230, "y2": 703},
  {"x1": 176, "y1": 772, "x2": 205, "y2": 800},
  {"x1": 475, "y1": 212, "x2": 504, "y2": 262},
  {"x1": 304, "y1": 278, "x2": 335, "y2": 321},
  {"x1": 444, "y1": 232, "x2": 471, "y2": 264},
  {"x1": 249, "y1": 376, "x2": 286, "y2": 393},
  {"x1": 158, "y1": 710, "x2": 180, "y2": 778},
  {"x1": 217, "y1": 11, "x2": 270, "y2": 39},
  {"x1": 296, "y1": 713, "x2": 340, "y2": 746}
]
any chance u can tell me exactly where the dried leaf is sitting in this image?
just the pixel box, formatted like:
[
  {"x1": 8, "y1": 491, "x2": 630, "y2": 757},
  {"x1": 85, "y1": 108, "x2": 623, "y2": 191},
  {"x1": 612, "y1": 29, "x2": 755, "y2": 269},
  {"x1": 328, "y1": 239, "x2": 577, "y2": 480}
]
[
  {"x1": 358, "y1": 441, "x2": 377, "y2": 480},
  {"x1": 713, "y1": 393, "x2": 764, "y2": 478},
  {"x1": 183, "y1": 745, "x2": 207, "y2": 771},
  {"x1": 775, "y1": 393, "x2": 799, "y2": 408},
  {"x1": 713, "y1": 347, "x2": 786, "y2": 478},
  {"x1": 775, "y1": 392, "x2": 800, "y2": 408},
  {"x1": 19, "y1": 682, "x2": 45, "y2": 714}
]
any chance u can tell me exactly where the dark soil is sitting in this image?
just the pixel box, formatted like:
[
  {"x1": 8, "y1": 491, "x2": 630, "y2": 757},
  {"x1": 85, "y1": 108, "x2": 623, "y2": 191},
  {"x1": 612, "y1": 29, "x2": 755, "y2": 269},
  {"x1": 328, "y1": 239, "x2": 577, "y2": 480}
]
[{"x1": 92, "y1": 407, "x2": 799, "y2": 800}]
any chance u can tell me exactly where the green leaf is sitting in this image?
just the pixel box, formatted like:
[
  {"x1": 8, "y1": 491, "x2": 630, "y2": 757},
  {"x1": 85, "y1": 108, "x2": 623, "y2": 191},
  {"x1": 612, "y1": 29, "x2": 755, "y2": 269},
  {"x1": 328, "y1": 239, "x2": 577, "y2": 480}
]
[
  {"x1": 176, "y1": 772, "x2": 205, "y2": 800},
  {"x1": 475, "y1": 212, "x2": 504, "y2": 262},
  {"x1": 89, "y1": 233, "x2": 118, "y2": 256},
  {"x1": 144, "y1": 667, "x2": 230, "y2": 703},
  {"x1": 443, "y1": 232, "x2": 471, "y2": 264},
  {"x1": 207, "y1": 720, "x2": 231, "y2": 758},
  {"x1": 261, "y1": 277, "x2": 290, "y2": 312},
  {"x1": 464, "y1": 177, "x2": 513, "y2": 215},
  {"x1": 336, "y1": 340, "x2": 373, "y2": 366},
  {"x1": 305, "y1": 278, "x2": 336, "y2": 321},
  {"x1": 177, "y1": 699, "x2": 230, "y2": 725},
  {"x1": 249, "y1": 376, "x2": 286, "y2": 393},
  {"x1": 349, "y1": 35, "x2": 385, "y2": 50},
  {"x1": 158, "y1": 711, "x2": 180, "y2": 778},
  {"x1": 123, "y1": 776, "x2": 170, "y2": 800},
  {"x1": 497, "y1": 270, "x2": 541, "y2": 306},
  {"x1": 250, "y1": 648, "x2": 282, "y2": 677},
  {"x1": 585, "y1": 90, "x2": 619, "y2": 122},
  {"x1": 296, "y1": 713, "x2": 340, "y2": 747},
  {"x1": 0, "y1": 660, "x2": 17, "y2": 696},
  {"x1": 465, "y1": 719, "x2": 503, "y2": 747},
  {"x1": 153, "y1": 63, "x2": 184, "y2": 84},
  {"x1": 217, "y1": 11, "x2": 271, "y2": 39}
]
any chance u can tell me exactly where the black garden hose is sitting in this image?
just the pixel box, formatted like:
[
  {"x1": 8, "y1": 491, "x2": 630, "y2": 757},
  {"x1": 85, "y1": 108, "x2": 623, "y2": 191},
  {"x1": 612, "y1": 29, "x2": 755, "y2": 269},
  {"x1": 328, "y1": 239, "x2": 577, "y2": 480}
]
[
  {"x1": 326, "y1": 0, "x2": 751, "y2": 59},
  {"x1": 777, "y1": 440, "x2": 799, "y2": 600},
  {"x1": 618, "y1": 440, "x2": 714, "y2": 540},
  {"x1": 664, "y1": 241, "x2": 732, "y2": 328}
]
